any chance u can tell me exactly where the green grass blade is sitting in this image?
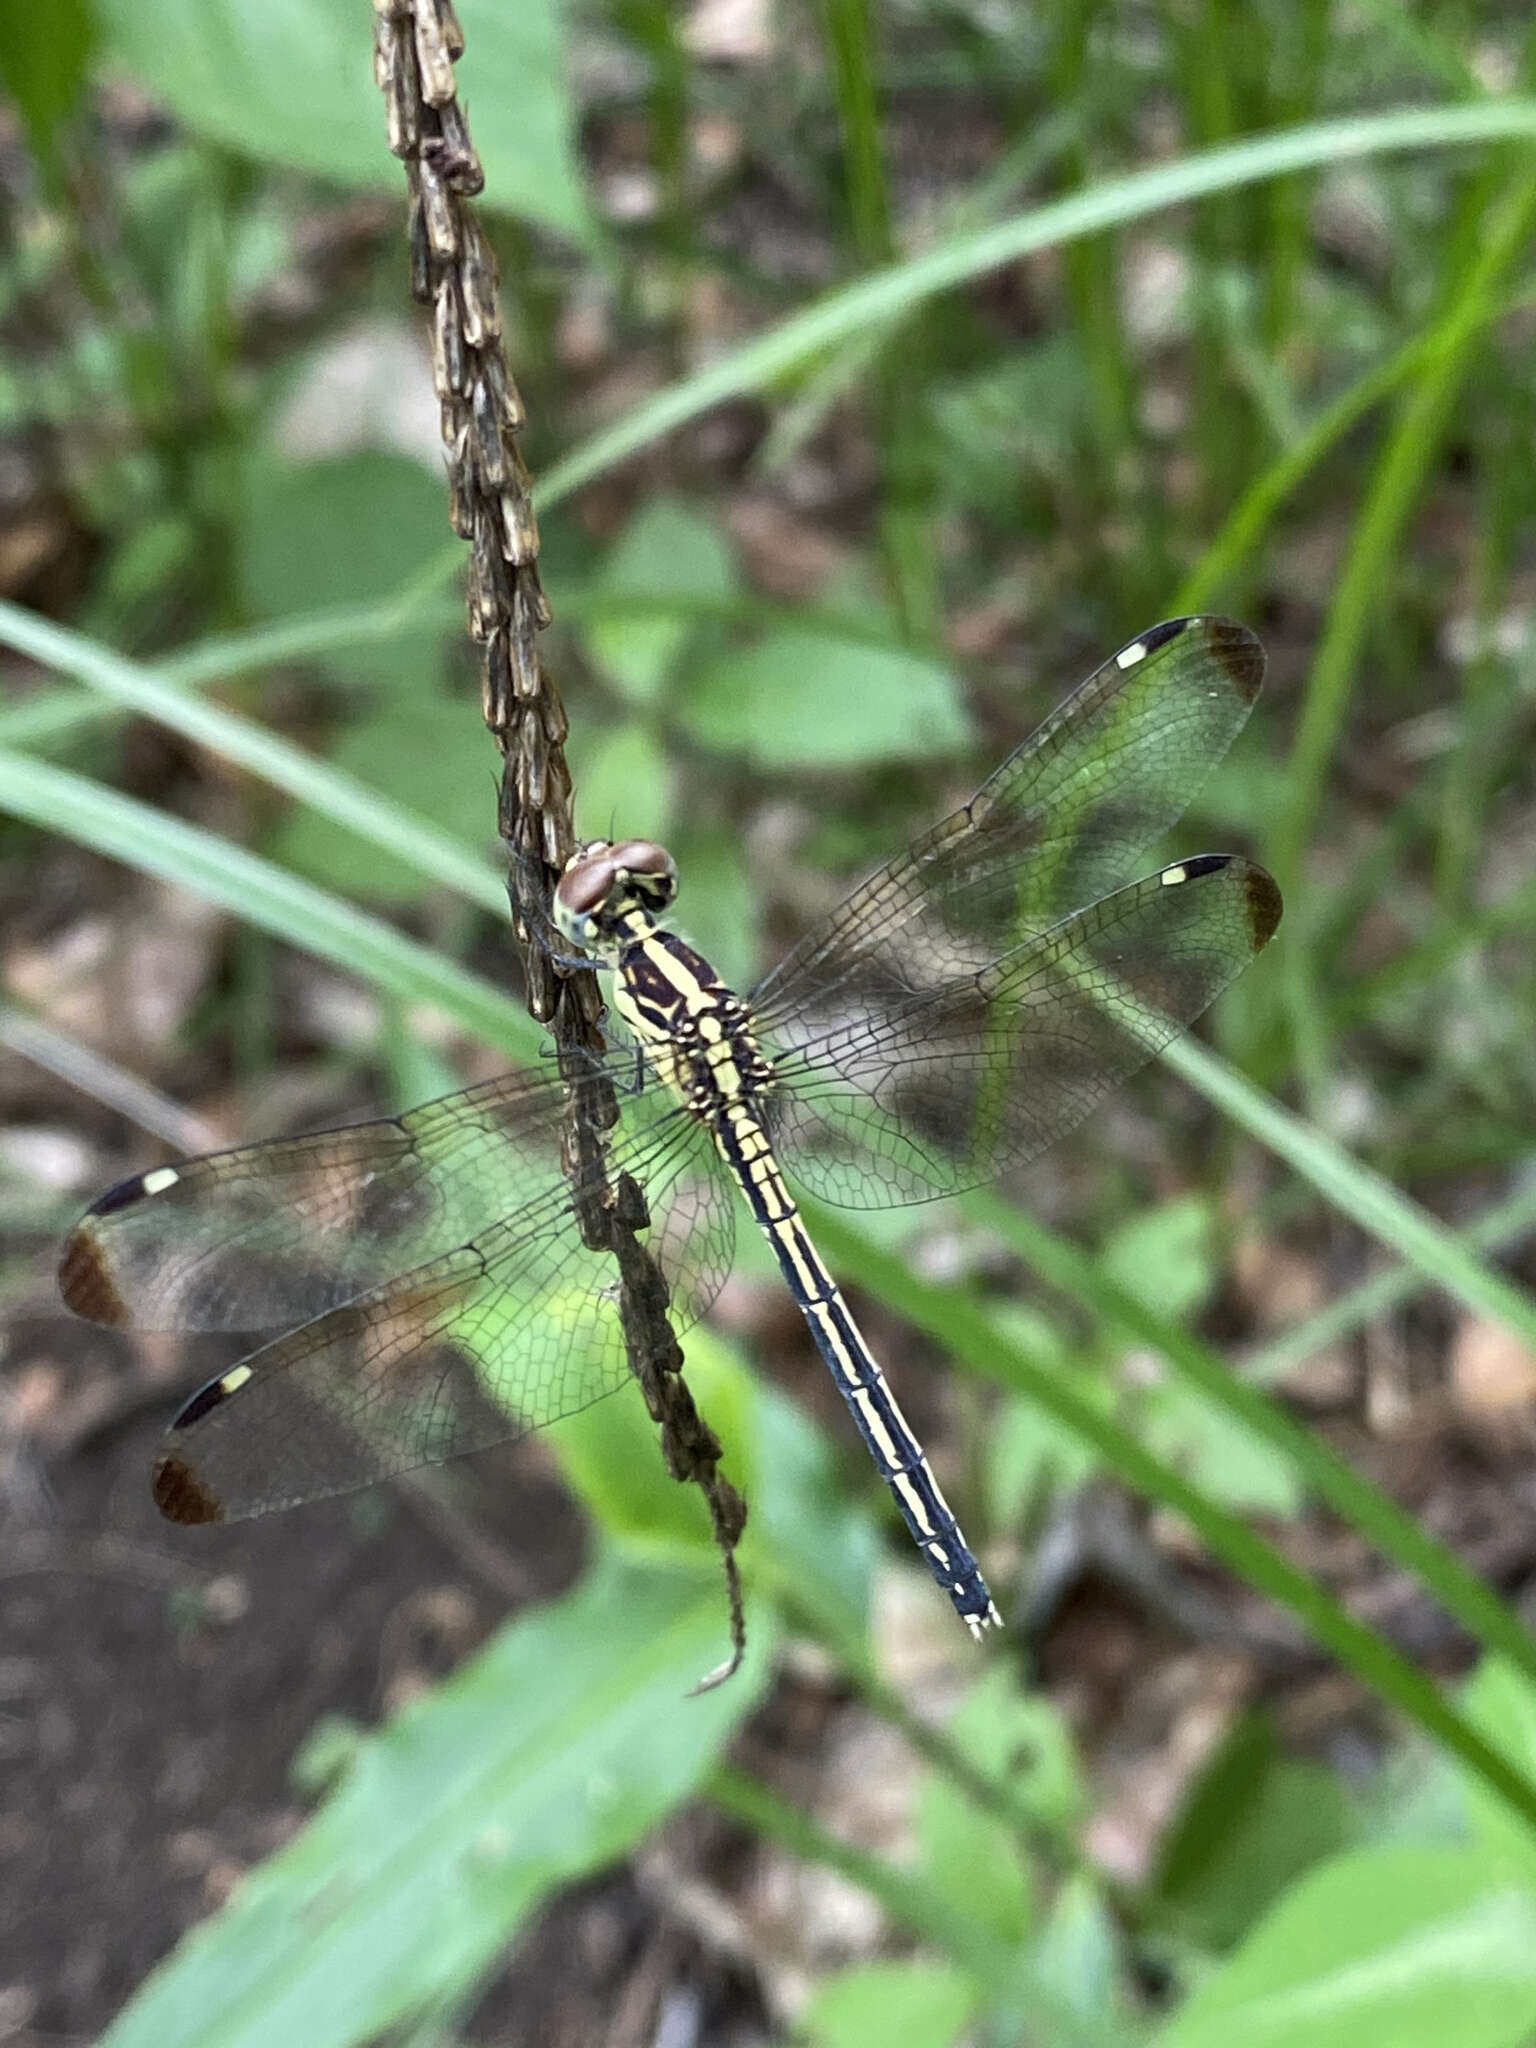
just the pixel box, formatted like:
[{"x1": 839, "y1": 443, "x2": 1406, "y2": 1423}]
[
  {"x1": 1266, "y1": 169, "x2": 1536, "y2": 902},
  {"x1": 0, "y1": 600, "x2": 510, "y2": 918},
  {"x1": 801, "y1": 1197, "x2": 1536, "y2": 1835},
  {"x1": 964, "y1": 1186, "x2": 1536, "y2": 1695},
  {"x1": 537, "y1": 102, "x2": 1536, "y2": 508},
  {"x1": 0, "y1": 747, "x2": 540, "y2": 1065},
  {"x1": 1247, "y1": 1176, "x2": 1536, "y2": 1388},
  {"x1": 1174, "y1": 277, "x2": 1536, "y2": 615},
  {"x1": 1163, "y1": 1036, "x2": 1536, "y2": 1354}
]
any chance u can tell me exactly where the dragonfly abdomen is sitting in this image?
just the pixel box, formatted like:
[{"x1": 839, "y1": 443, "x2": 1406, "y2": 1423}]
[{"x1": 714, "y1": 1102, "x2": 1001, "y2": 1637}]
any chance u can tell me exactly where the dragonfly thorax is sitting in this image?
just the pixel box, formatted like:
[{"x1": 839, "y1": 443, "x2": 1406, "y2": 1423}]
[{"x1": 554, "y1": 838, "x2": 679, "y2": 955}]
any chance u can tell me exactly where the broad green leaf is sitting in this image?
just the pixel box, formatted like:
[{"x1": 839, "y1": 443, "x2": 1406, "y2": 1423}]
[
  {"x1": 454, "y1": 0, "x2": 591, "y2": 243},
  {"x1": 1031, "y1": 1876, "x2": 1133, "y2": 2042},
  {"x1": 914, "y1": 1758, "x2": 1033, "y2": 1951},
  {"x1": 1463, "y1": 1659, "x2": 1536, "y2": 1892},
  {"x1": 99, "y1": 1555, "x2": 768, "y2": 2048},
  {"x1": 238, "y1": 451, "x2": 450, "y2": 693},
  {"x1": 569, "y1": 719, "x2": 674, "y2": 846},
  {"x1": 680, "y1": 630, "x2": 971, "y2": 769},
  {"x1": 0, "y1": 0, "x2": 94, "y2": 162},
  {"x1": 1159, "y1": 1845, "x2": 1536, "y2": 2048},
  {"x1": 549, "y1": 1326, "x2": 879, "y2": 1650},
  {"x1": 1154, "y1": 1713, "x2": 1357, "y2": 1949},
  {"x1": 1142, "y1": 1386, "x2": 1304, "y2": 1518},
  {"x1": 269, "y1": 693, "x2": 500, "y2": 905},
  {"x1": 1101, "y1": 1196, "x2": 1218, "y2": 1325},
  {"x1": 913, "y1": 1668, "x2": 1086, "y2": 1951},
  {"x1": 95, "y1": 0, "x2": 591, "y2": 244},
  {"x1": 585, "y1": 499, "x2": 736, "y2": 705},
  {"x1": 951, "y1": 1665, "x2": 1086, "y2": 1835},
  {"x1": 547, "y1": 1326, "x2": 756, "y2": 1562},
  {"x1": 799, "y1": 1959, "x2": 979, "y2": 2048}
]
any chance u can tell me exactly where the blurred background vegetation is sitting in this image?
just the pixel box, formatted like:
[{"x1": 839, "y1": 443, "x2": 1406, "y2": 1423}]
[{"x1": 3, "y1": 2, "x2": 1536, "y2": 2044}]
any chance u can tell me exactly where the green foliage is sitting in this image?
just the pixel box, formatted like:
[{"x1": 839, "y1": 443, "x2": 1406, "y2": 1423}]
[
  {"x1": 797, "y1": 1959, "x2": 979, "y2": 2048},
  {"x1": 1101, "y1": 1197, "x2": 1219, "y2": 1327},
  {"x1": 1462, "y1": 1659, "x2": 1536, "y2": 1890},
  {"x1": 586, "y1": 496, "x2": 737, "y2": 705},
  {"x1": 568, "y1": 715, "x2": 675, "y2": 844},
  {"x1": 269, "y1": 691, "x2": 499, "y2": 905},
  {"x1": 97, "y1": 1555, "x2": 770, "y2": 2048},
  {"x1": 983, "y1": 1310, "x2": 1106, "y2": 1522},
  {"x1": 679, "y1": 628, "x2": 971, "y2": 769},
  {"x1": 238, "y1": 451, "x2": 452, "y2": 692},
  {"x1": 1154, "y1": 1713, "x2": 1359, "y2": 1949},
  {"x1": 0, "y1": 0, "x2": 94, "y2": 165},
  {"x1": 5, "y1": 1, "x2": 1536, "y2": 2040},
  {"x1": 1031, "y1": 1877, "x2": 1135, "y2": 2042},
  {"x1": 92, "y1": 0, "x2": 591, "y2": 243},
  {"x1": 910, "y1": 1668, "x2": 1085, "y2": 1951},
  {"x1": 1158, "y1": 1846, "x2": 1536, "y2": 2048}
]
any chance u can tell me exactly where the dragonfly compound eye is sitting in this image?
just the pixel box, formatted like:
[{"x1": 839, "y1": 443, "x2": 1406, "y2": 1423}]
[
  {"x1": 609, "y1": 839, "x2": 678, "y2": 911},
  {"x1": 555, "y1": 849, "x2": 616, "y2": 913},
  {"x1": 553, "y1": 847, "x2": 621, "y2": 944}
]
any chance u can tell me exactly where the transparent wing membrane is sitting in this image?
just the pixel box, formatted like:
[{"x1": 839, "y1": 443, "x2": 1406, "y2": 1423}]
[
  {"x1": 148, "y1": 1109, "x2": 733, "y2": 1523},
  {"x1": 753, "y1": 616, "x2": 1263, "y2": 1039},
  {"x1": 62, "y1": 1067, "x2": 591, "y2": 1333},
  {"x1": 63, "y1": 1064, "x2": 734, "y2": 1522},
  {"x1": 763, "y1": 855, "x2": 1280, "y2": 1207}
]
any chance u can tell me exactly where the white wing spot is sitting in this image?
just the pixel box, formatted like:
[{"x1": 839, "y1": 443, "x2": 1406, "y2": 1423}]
[
  {"x1": 219, "y1": 1364, "x2": 253, "y2": 1396},
  {"x1": 1161, "y1": 864, "x2": 1188, "y2": 887},
  {"x1": 1115, "y1": 640, "x2": 1148, "y2": 670},
  {"x1": 141, "y1": 1166, "x2": 181, "y2": 1195}
]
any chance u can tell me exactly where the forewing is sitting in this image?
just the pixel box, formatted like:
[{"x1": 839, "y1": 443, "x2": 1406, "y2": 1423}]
[
  {"x1": 752, "y1": 616, "x2": 1263, "y2": 1037},
  {"x1": 146, "y1": 1094, "x2": 736, "y2": 1523},
  {"x1": 763, "y1": 855, "x2": 1281, "y2": 1207},
  {"x1": 60, "y1": 1062, "x2": 636, "y2": 1333}
]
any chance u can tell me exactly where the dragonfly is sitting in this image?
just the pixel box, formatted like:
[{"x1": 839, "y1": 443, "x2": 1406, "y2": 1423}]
[{"x1": 59, "y1": 615, "x2": 1280, "y2": 1638}]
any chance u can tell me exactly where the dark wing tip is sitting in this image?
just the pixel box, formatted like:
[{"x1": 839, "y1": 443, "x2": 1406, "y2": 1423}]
[
  {"x1": 153, "y1": 1451, "x2": 226, "y2": 1524},
  {"x1": 1243, "y1": 862, "x2": 1283, "y2": 949},
  {"x1": 1198, "y1": 616, "x2": 1266, "y2": 701},
  {"x1": 1113, "y1": 617, "x2": 1265, "y2": 702},
  {"x1": 58, "y1": 1222, "x2": 129, "y2": 1325},
  {"x1": 1164, "y1": 854, "x2": 1282, "y2": 951}
]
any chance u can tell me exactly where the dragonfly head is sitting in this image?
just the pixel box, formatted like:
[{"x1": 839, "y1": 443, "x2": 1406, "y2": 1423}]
[{"x1": 554, "y1": 838, "x2": 679, "y2": 953}]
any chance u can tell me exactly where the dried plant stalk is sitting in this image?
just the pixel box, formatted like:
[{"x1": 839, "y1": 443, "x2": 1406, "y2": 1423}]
[{"x1": 371, "y1": 0, "x2": 746, "y2": 1681}]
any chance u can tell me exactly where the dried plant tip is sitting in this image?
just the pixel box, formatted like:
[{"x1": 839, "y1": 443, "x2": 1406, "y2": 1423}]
[{"x1": 412, "y1": 1, "x2": 457, "y2": 104}]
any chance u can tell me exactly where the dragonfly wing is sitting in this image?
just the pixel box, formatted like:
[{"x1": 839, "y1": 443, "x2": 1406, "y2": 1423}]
[
  {"x1": 146, "y1": 1098, "x2": 735, "y2": 1523},
  {"x1": 60, "y1": 1059, "x2": 648, "y2": 1333},
  {"x1": 763, "y1": 855, "x2": 1280, "y2": 1207},
  {"x1": 752, "y1": 616, "x2": 1263, "y2": 1038}
]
